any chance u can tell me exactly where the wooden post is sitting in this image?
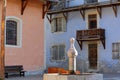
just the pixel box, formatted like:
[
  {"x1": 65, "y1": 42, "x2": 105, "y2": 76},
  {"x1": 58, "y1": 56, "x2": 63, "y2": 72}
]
[{"x1": 0, "y1": 0, "x2": 6, "y2": 79}]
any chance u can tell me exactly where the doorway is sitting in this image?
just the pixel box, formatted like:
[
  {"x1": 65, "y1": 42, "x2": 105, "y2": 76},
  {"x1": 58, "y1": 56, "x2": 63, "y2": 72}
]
[{"x1": 88, "y1": 43, "x2": 98, "y2": 69}]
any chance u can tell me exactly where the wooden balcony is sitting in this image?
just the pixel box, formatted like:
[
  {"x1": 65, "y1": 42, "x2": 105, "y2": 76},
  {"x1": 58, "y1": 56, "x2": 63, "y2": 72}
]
[{"x1": 76, "y1": 29, "x2": 105, "y2": 50}]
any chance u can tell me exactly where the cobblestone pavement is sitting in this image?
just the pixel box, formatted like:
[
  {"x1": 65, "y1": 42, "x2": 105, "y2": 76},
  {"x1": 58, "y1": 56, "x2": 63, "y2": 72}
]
[{"x1": 4, "y1": 74, "x2": 120, "y2": 80}]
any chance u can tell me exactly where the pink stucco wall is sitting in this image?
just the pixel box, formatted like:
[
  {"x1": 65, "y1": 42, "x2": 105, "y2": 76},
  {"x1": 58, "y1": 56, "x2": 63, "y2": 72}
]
[{"x1": 0, "y1": 0, "x2": 44, "y2": 71}]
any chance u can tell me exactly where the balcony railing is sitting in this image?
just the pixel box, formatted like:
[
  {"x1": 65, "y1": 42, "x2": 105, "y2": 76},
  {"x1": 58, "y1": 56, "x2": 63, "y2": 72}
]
[
  {"x1": 76, "y1": 28, "x2": 105, "y2": 41},
  {"x1": 76, "y1": 28, "x2": 105, "y2": 49}
]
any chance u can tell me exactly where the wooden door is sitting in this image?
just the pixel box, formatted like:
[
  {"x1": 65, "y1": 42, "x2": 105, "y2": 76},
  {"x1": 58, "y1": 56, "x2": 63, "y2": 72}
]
[{"x1": 88, "y1": 44, "x2": 97, "y2": 69}]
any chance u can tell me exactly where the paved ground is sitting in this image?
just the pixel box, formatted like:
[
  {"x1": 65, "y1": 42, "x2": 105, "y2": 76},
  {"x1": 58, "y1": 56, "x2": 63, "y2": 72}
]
[
  {"x1": 5, "y1": 75, "x2": 43, "y2": 80},
  {"x1": 103, "y1": 73, "x2": 120, "y2": 80},
  {"x1": 4, "y1": 74, "x2": 120, "y2": 80}
]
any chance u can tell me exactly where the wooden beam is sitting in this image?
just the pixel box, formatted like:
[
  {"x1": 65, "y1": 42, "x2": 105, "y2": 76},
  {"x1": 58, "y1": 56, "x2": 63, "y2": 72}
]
[
  {"x1": 46, "y1": 14, "x2": 52, "y2": 23},
  {"x1": 101, "y1": 39, "x2": 106, "y2": 49},
  {"x1": 80, "y1": 9, "x2": 85, "y2": 20},
  {"x1": 21, "y1": 0, "x2": 28, "y2": 15},
  {"x1": 0, "y1": 0, "x2": 6, "y2": 79},
  {"x1": 112, "y1": 4, "x2": 117, "y2": 17},
  {"x1": 77, "y1": 40, "x2": 82, "y2": 50},
  {"x1": 42, "y1": 1, "x2": 51, "y2": 19},
  {"x1": 62, "y1": 13, "x2": 68, "y2": 21},
  {"x1": 96, "y1": 6, "x2": 102, "y2": 18}
]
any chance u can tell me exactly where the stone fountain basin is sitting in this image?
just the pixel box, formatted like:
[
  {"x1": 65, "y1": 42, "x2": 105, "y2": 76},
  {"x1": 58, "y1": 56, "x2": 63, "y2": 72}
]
[{"x1": 43, "y1": 73, "x2": 103, "y2": 80}]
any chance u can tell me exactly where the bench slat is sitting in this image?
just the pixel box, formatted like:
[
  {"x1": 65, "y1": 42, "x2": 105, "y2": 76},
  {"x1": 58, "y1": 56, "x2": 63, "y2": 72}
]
[{"x1": 5, "y1": 65, "x2": 25, "y2": 78}]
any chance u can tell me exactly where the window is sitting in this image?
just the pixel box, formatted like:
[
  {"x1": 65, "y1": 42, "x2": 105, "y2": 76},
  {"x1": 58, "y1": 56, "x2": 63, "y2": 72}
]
[
  {"x1": 85, "y1": 0, "x2": 98, "y2": 4},
  {"x1": 6, "y1": 20, "x2": 17, "y2": 45},
  {"x1": 51, "y1": 44, "x2": 66, "y2": 61},
  {"x1": 6, "y1": 16, "x2": 22, "y2": 47},
  {"x1": 51, "y1": 16, "x2": 66, "y2": 33},
  {"x1": 112, "y1": 43, "x2": 120, "y2": 59},
  {"x1": 88, "y1": 14, "x2": 97, "y2": 29}
]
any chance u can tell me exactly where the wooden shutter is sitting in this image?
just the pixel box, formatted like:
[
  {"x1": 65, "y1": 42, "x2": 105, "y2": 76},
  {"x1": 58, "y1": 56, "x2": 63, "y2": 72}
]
[
  {"x1": 59, "y1": 45, "x2": 65, "y2": 60},
  {"x1": 51, "y1": 19, "x2": 56, "y2": 33},
  {"x1": 58, "y1": 17, "x2": 62, "y2": 31},
  {"x1": 112, "y1": 43, "x2": 119, "y2": 59},
  {"x1": 51, "y1": 45, "x2": 59, "y2": 60},
  {"x1": 62, "y1": 17, "x2": 66, "y2": 32}
]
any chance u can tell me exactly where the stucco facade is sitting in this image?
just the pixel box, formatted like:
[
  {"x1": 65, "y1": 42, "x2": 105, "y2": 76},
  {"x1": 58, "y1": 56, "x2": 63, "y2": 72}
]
[
  {"x1": 0, "y1": 0, "x2": 44, "y2": 75},
  {"x1": 45, "y1": 0, "x2": 120, "y2": 73}
]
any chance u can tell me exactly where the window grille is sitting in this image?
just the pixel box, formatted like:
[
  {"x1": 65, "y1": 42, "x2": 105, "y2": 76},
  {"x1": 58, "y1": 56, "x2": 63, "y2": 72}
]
[{"x1": 6, "y1": 20, "x2": 17, "y2": 45}]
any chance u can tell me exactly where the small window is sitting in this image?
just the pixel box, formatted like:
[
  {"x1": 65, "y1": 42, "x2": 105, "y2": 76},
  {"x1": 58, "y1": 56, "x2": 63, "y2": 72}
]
[
  {"x1": 88, "y1": 14, "x2": 97, "y2": 29},
  {"x1": 112, "y1": 43, "x2": 120, "y2": 59},
  {"x1": 6, "y1": 20, "x2": 17, "y2": 45},
  {"x1": 51, "y1": 44, "x2": 66, "y2": 61},
  {"x1": 51, "y1": 16, "x2": 66, "y2": 33}
]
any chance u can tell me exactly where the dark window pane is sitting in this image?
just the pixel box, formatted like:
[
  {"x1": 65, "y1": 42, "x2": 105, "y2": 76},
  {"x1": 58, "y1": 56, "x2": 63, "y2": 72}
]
[
  {"x1": 6, "y1": 20, "x2": 17, "y2": 45},
  {"x1": 88, "y1": 14, "x2": 97, "y2": 29},
  {"x1": 89, "y1": 20, "x2": 97, "y2": 29}
]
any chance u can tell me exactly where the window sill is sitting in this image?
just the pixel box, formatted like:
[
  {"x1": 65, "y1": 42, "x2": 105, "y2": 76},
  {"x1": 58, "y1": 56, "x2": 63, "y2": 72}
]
[
  {"x1": 52, "y1": 31, "x2": 66, "y2": 34},
  {"x1": 5, "y1": 45, "x2": 22, "y2": 48},
  {"x1": 50, "y1": 59, "x2": 66, "y2": 62}
]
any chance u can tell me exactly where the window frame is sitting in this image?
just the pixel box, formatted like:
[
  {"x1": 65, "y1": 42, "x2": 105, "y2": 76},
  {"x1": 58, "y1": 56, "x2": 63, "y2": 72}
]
[
  {"x1": 5, "y1": 16, "x2": 22, "y2": 48},
  {"x1": 112, "y1": 42, "x2": 120, "y2": 59},
  {"x1": 50, "y1": 44, "x2": 66, "y2": 61},
  {"x1": 51, "y1": 14, "x2": 66, "y2": 33}
]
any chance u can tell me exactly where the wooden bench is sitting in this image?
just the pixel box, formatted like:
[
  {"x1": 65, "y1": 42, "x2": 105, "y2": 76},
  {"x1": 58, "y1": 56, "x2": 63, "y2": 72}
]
[{"x1": 5, "y1": 65, "x2": 26, "y2": 78}]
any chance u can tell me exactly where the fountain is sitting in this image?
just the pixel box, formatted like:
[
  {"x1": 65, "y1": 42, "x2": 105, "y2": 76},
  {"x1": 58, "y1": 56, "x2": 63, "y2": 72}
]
[
  {"x1": 67, "y1": 37, "x2": 78, "y2": 74},
  {"x1": 43, "y1": 38, "x2": 103, "y2": 80}
]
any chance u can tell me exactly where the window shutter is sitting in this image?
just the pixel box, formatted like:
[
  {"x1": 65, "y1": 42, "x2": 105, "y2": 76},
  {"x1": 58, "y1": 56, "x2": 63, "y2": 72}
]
[
  {"x1": 59, "y1": 45, "x2": 65, "y2": 60},
  {"x1": 51, "y1": 19, "x2": 56, "y2": 33},
  {"x1": 51, "y1": 45, "x2": 58, "y2": 60},
  {"x1": 62, "y1": 17, "x2": 66, "y2": 32},
  {"x1": 58, "y1": 17, "x2": 62, "y2": 31},
  {"x1": 50, "y1": 47, "x2": 54, "y2": 60},
  {"x1": 112, "y1": 43, "x2": 119, "y2": 59}
]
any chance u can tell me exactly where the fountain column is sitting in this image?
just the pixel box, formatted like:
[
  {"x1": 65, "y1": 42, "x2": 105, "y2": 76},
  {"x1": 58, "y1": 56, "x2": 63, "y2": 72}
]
[{"x1": 67, "y1": 38, "x2": 78, "y2": 74}]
